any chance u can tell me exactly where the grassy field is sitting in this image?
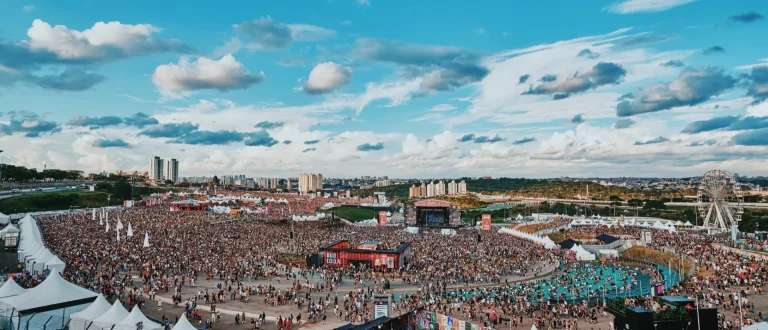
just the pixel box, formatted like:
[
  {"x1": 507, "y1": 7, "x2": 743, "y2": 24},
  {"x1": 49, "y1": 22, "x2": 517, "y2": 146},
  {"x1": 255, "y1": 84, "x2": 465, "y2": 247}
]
[
  {"x1": 0, "y1": 191, "x2": 117, "y2": 214},
  {"x1": 328, "y1": 206, "x2": 377, "y2": 222}
]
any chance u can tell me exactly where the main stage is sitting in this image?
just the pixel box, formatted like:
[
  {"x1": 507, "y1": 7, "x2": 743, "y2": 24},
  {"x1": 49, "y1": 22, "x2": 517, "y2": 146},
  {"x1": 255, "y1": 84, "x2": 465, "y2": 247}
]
[{"x1": 413, "y1": 199, "x2": 462, "y2": 228}]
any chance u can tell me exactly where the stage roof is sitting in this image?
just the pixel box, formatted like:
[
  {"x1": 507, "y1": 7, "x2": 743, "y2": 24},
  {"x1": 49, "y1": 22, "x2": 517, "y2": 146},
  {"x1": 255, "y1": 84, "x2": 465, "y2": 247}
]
[{"x1": 414, "y1": 199, "x2": 452, "y2": 208}]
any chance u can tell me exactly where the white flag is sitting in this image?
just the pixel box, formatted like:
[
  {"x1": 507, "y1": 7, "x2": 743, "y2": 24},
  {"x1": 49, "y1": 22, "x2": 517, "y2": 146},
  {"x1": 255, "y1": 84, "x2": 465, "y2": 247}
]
[
  {"x1": 106, "y1": 220, "x2": 110, "y2": 232},
  {"x1": 116, "y1": 229, "x2": 121, "y2": 241},
  {"x1": 116, "y1": 217, "x2": 124, "y2": 231},
  {"x1": 127, "y1": 222, "x2": 133, "y2": 237},
  {"x1": 92, "y1": 208, "x2": 95, "y2": 221}
]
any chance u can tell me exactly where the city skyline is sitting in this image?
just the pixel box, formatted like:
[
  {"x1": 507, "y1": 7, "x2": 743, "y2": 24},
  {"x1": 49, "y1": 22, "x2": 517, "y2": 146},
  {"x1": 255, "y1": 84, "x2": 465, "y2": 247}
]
[{"x1": 0, "y1": 1, "x2": 767, "y2": 178}]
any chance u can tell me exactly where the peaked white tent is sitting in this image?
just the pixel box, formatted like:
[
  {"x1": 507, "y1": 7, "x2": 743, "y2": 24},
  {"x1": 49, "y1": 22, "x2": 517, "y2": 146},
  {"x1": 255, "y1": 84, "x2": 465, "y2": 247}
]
[
  {"x1": 143, "y1": 232, "x2": 150, "y2": 248},
  {"x1": 114, "y1": 305, "x2": 163, "y2": 330},
  {"x1": 0, "y1": 212, "x2": 9, "y2": 224},
  {"x1": 90, "y1": 301, "x2": 129, "y2": 330},
  {"x1": 0, "y1": 268, "x2": 98, "y2": 314},
  {"x1": 69, "y1": 294, "x2": 111, "y2": 330},
  {"x1": 0, "y1": 223, "x2": 18, "y2": 236},
  {"x1": 45, "y1": 255, "x2": 66, "y2": 272},
  {"x1": 172, "y1": 314, "x2": 198, "y2": 330},
  {"x1": 0, "y1": 278, "x2": 27, "y2": 298}
]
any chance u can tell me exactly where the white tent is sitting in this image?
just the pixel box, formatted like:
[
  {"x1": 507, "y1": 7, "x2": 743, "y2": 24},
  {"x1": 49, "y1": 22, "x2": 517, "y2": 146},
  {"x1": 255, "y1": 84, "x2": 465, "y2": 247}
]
[
  {"x1": 69, "y1": 294, "x2": 111, "y2": 330},
  {"x1": 0, "y1": 223, "x2": 18, "y2": 236},
  {"x1": 172, "y1": 314, "x2": 198, "y2": 330},
  {"x1": 744, "y1": 322, "x2": 768, "y2": 330},
  {"x1": 0, "y1": 212, "x2": 9, "y2": 224},
  {"x1": 114, "y1": 305, "x2": 163, "y2": 330},
  {"x1": 45, "y1": 255, "x2": 66, "y2": 272},
  {"x1": 0, "y1": 268, "x2": 98, "y2": 314},
  {"x1": 143, "y1": 232, "x2": 150, "y2": 248},
  {"x1": 0, "y1": 278, "x2": 27, "y2": 298},
  {"x1": 90, "y1": 301, "x2": 129, "y2": 330}
]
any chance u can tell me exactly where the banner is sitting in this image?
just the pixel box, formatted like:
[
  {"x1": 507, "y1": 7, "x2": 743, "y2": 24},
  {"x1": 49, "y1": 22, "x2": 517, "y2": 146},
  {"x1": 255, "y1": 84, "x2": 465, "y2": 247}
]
[
  {"x1": 482, "y1": 214, "x2": 491, "y2": 230},
  {"x1": 378, "y1": 211, "x2": 388, "y2": 226}
]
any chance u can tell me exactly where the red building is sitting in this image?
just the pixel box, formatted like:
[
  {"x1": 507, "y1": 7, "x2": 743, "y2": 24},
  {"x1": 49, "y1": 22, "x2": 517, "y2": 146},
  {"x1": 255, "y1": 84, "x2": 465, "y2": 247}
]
[{"x1": 319, "y1": 240, "x2": 412, "y2": 271}]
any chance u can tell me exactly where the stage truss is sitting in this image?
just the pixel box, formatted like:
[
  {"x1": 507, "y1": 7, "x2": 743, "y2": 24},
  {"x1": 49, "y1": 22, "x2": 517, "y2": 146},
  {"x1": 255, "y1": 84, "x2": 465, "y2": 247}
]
[{"x1": 697, "y1": 169, "x2": 743, "y2": 232}]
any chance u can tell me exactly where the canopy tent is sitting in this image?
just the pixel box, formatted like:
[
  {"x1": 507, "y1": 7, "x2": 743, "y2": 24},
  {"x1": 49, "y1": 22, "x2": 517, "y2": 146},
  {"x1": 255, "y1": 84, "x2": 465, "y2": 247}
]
[
  {"x1": 45, "y1": 255, "x2": 66, "y2": 272},
  {"x1": 90, "y1": 301, "x2": 129, "y2": 329},
  {"x1": 0, "y1": 268, "x2": 98, "y2": 314},
  {"x1": 559, "y1": 239, "x2": 582, "y2": 249},
  {"x1": 114, "y1": 305, "x2": 163, "y2": 330},
  {"x1": 172, "y1": 314, "x2": 198, "y2": 330},
  {"x1": 570, "y1": 244, "x2": 597, "y2": 261},
  {"x1": 744, "y1": 322, "x2": 768, "y2": 330},
  {"x1": 0, "y1": 212, "x2": 9, "y2": 225},
  {"x1": 69, "y1": 294, "x2": 111, "y2": 330},
  {"x1": 0, "y1": 223, "x2": 19, "y2": 236},
  {"x1": 597, "y1": 234, "x2": 619, "y2": 244},
  {"x1": 0, "y1": 278, "x2": 27, "y2": 298}
]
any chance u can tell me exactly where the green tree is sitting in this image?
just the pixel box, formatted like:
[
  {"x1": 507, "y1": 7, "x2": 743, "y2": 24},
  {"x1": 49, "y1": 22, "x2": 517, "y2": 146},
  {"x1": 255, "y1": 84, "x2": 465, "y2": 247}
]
[
  {"x1": 643, "y1": 200, "x2": 666, "y2": 211},
  {"x1": 212, "y1": 176, "x2": 220, "y2": 184}
]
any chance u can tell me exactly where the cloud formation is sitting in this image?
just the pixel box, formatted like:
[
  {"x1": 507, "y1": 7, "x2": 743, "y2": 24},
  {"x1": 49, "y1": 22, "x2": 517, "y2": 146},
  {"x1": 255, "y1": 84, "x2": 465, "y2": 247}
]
[
  {"x1": 571, "y1": 114, "x2": 585, "y2": 124},
  {"x1": 617, "y1": 67, "x2": 736, "y2": 117},
  {"x1": 303, "y1": 61, "x2": 352, "y2": 94},
  {"x1": 682, "y1": 115, "x2": 768, "y2": 133},
  {"x1": 512, "y1": 137, "x2": 536, "y2": 145},
  {"x1": 153, "y1": 55, "x2": 263, "y2": 94},
  {"x1": 243, "y1": 130, "x2": 279, "y2": 147},
  {"x1": 304, "y1": 139, "x2": 321, "y2": 145},
  {"x1": 357, "y1": 142, "x2": 384, "y2": 151},
  {"x1": 523, "y1": 62, "x2": 626, "y2": 99},
  {"x1": 702, "y1": 46, "x2": 725, "y2": 55},
  {"x1": 613, "y1": 118, "x2": 636, "y2": 129},
  {"x1": 93, "y1": 138, "x2": 131, "y2": 148},
  {"x1": 138, "y1": 122, "x2": 199, "y2": 138},
  {"x1": 604, "y1": 0, "x2": 696, "y2": 14},
  {"x1": 733, "y1": 128, "x2": 768, "y2": 146},
  {"x1": 235, "y1": 16, "x2": 334, "y2": 50},
  {"x1": 729, "y1": 11, "x2": 764, "y2": 23},
  {"x1": 661, "y1": 60, "x2": 684, "y2": 68},
  {"x1": 747, "y1": 67, "x2": 768, "y2": 101},
  {"x1": 0, "y1": 111, "x2": 61, "y2": 137},
  {"x1": 254, "y1": 121, "x2": 284, "y2": 130},
  {"x1": 634, "y1": 136, "x2": 670, "y2": 145},
  {"x1": 577, "y1": 48, "x2": 599, "y2": 59}
]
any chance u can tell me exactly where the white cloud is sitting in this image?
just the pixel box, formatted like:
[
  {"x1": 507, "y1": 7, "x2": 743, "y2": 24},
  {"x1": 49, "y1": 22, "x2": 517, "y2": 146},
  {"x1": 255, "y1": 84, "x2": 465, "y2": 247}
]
[
  {"x1": 431, "y1": 104, "x2": 457, "y2": 112},
  {"x1": 25, "y1": 19, "x2": 184, "y2": 60},
  {"x1": 604, "y1": 0, "x2": 696, "y2": 14},
  {"x1": 302, "y1": 62, "x2": 352, "y2": 94},
  {"x1": 152, "y1": 55, "x2": 264, "y2": 95},
  {"x1": 288, "y1": 24, "x2": 336, "y2": 42},
  {"x1": 356, "y1": 0, "x2": 371, "y2": 5},
  {"x1": 212, "y1": 37, "x2": 243, "y2": 58},
  {"x1": 22, "y1": 5, "x2": 35, "y2": 12}
]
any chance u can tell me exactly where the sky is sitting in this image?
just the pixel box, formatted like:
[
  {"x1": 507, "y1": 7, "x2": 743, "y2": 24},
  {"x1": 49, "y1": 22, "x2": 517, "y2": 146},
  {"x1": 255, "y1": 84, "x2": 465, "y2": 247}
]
[{"x1": 1, "y1": 0, "x2": 767, "y2": 178}]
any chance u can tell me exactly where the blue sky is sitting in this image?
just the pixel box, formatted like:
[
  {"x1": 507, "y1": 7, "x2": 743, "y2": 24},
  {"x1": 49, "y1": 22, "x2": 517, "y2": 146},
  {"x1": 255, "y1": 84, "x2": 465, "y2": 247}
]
[{"x1": 1, "y1": 0, "x2": 767, "y2": 178}]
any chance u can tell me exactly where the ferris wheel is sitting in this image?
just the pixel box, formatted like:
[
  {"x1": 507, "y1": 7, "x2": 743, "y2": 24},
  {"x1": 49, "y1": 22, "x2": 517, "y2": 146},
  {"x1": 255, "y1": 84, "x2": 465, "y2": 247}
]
[{"x1": 697, "y1": 170, "x2": 743, "y2": 232}]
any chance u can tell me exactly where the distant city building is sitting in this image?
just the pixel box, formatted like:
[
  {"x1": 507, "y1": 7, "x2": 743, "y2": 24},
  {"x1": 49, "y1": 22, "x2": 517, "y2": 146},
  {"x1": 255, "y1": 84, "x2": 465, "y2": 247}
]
[
  {"x1": 299, "y1": 173, "x2": 323, "y2": 193},
  {"x1": 409, "y1": 184, "x2": 421, "y2": 198},
  {"x1": 458, "y1": 180, "x2": 468, "y2": 194},
  {"x1": 165, "y1": 158, "x2": 179, "y2": 183},
  {"x1": 149, "y1": 156, "x2": 164, "y2": 181},
  {"x1": 448, "y1": 180, "x2": 458, "y2": 195},
  {"x1": 286, "y1": 178, "x2": 292, "y2": 191},
  {"x1": 375, "y1": 179, "x2": 393, "y2": 187}
]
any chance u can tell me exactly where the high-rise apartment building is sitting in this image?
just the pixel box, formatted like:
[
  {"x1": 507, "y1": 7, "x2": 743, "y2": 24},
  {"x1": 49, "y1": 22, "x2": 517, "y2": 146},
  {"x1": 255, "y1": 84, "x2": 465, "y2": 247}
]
[
  {"x1": 149, "y1": 156, "x2": 164, "y2": 181},
  {"x1": 437, "y1": 180, "x2": 446, "y2": 196},
  {"x1": 458, "y1": 180, "x2": 468, "y2": 194},
  {"x1": 286, "y1": 178, "x2": 292, "y2": 191},
  {"x1": 426, "y1": 181, "x2": 435, "y2": 197},
  {"x1": 409, "y1": 184, "x2": 421, "y2": 198},
  {"x1": 165, "y1": 158, "x2": 179, "y2": 183},
  {"x1": 448, "y1": 180, "x2": 458, "y2": 195},
  {"x1": 298, "y1": 173, "x2": 324, "y2": 193}
]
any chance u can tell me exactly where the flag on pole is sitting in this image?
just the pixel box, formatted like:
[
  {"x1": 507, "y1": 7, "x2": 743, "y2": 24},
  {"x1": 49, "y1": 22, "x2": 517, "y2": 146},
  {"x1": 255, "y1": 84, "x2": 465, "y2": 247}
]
[
  {"x1": 116, "y1": 229, "x2": 121, "y2": 241},
  {"x1": 143, "y1": 232, "x2": 150, "y2": 248},
  {"x1": 116, "y1": 217, "x2": 124, "y2": 231},
  {"x1": 127, "y1": 222, "x2": 133, "y2": 237},
  {"x1": 92, "y1": 208, "x2": 95, "y2": 221},
  {"x1": 106, "y1": 220, "x2": 110, "y2": 232}
]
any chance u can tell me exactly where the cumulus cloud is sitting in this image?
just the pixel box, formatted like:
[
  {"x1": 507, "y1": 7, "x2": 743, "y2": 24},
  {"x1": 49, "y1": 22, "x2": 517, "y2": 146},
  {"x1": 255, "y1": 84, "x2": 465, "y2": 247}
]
[
  {"x1": 604, "y1": 0, "x2": 696, "y2": 14},
  {"x1": 617, "y1": 67, "x2": 737, "y2": 117},
  {"x1": 682, "y1": 115, "x2": 768, "y2": 133},
  {"x1": 235, "y1": 16, "x2": 335, "y2": 50},
  {"x1": 571, "y1": 114, "x2": 585, "y2": 124},
  {"x1": 152, "y1": 55, "x2": 264, "y2": 94},
  {"x1": 304, "y1": 139, "x2": 321, "y2": 145},
  {"x1": 303, "y1": 62, "x2": 352, "y2": 94},
  {"x1": 473, "y1": 135, "x2": 504, "y2": 143},
  {"x1": 634, "y1": 136, "x2": 669, "y2": 145},
  {"x1": 24, "y1": 19, "x2": 193, "y2": 61},
  {"x1": 138, "y1": 122, "x2": 199, "y2": 138},
  {"x1": 93, "y1": 138, "x2": 131, "y2": 148},
  {"x1": 523, "y1": 62, "x2": 626, "y2": 99},
  {"x1": 729, "y1": 11, "x2": 764, "y2": 24},
  {"x1": 353, "y1": 38, "x2": 488, "y2": 91},
  {"x1": 577, "y1": 48, "x2": 599, "y2": 59},
  {"x1": 254, "y1": 121, "x2": 284, "y2": 130},
  {"x1": 540, "y1": 74, "x2": 557, "y2": 82},
  {"x1": 457, "y1": 134, "x2": 476, "y2": 143},
  {"x1": 123, "y1": 113, "x2": 159, "y2": 128},
  {"x1": 243, "y1": 130, "x2": 279, "y2": 147},
  {"x1": 0, "y1": 111, "x2": 61, "y2": 137},
  {"x1": 512, "y1": 137, "x2": 536, "y2": 145},
  {"x1": 356, "y1": 142, "x2": 384, "y2": 151},
  {"x1": 67, "y1": 115, "x2": 123, "y2": 129},
  {"x1": 613, "y1": 118, "x2": 636, "y2": 129},
  {"x1": 31, "y1": 69, "x2": 106, "y2": 91}
]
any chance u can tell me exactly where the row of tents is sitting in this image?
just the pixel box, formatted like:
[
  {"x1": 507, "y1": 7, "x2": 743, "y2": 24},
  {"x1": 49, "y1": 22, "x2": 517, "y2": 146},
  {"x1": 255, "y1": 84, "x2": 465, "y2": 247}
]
[
  {"x1": 69, "y1": 295, "x2": 197, "y2": 330},
  {"x1": 16, "y1": 215, "x2": 66, "y2": 273}
]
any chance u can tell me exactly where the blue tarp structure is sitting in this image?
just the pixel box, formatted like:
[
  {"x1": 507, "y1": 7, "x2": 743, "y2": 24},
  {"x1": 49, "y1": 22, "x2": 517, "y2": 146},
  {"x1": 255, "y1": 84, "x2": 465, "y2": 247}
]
[
  {"x1": 559, "y1": 239, "x2": 581, "y2": 249},
  {"x1": 597, "y1": 234, "x2": 619, "y2": 244}
]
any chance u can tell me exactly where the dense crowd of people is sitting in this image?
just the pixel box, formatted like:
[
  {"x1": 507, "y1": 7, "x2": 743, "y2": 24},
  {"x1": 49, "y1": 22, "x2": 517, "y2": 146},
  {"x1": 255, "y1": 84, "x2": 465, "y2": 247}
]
[{"x1": 10, "y1": 193, "x2": 765, "y2": 330}]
